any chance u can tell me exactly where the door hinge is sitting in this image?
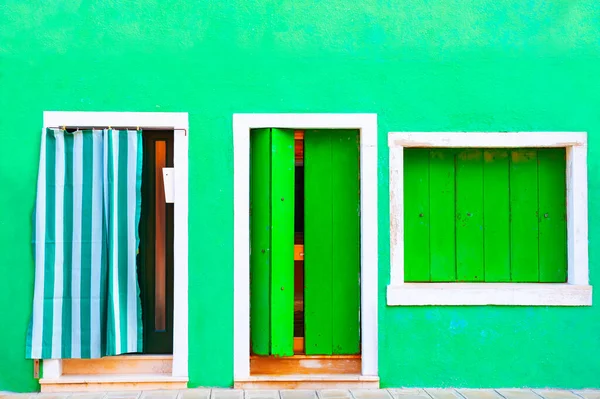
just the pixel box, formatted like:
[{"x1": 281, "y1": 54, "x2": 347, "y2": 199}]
[{"x1": 33, "y1": 359, "x2": 40, "y2": 379}]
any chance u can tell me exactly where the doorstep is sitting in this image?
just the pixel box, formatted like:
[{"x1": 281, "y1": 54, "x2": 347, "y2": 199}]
[
  {"x1": 233, "y1": 374, "x2": 379, "y2": 389},
  {"x1": 39, "y1": 374, "x2": 188, "y2": 393},
  {"x1": 40, "y1": 355, "x2": 186, "y2": 392}
]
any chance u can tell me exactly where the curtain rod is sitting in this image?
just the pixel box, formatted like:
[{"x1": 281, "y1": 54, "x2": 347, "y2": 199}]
[{"x1": 46, "y1": 127, "x2": 188, "y2": 135}]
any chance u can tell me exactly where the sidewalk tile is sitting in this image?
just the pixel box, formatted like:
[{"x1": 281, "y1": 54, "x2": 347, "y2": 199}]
[
  {"x1": 105, "y1": 392, "x2": 142, "y2": 399},
  {"x1": 425, "y1": 389, "x2": 462, "y2": 399},
  {"x1": 458, "y1": 390, "x2": 503, "y2": 399},
  {"x1": 211, "y1": 391, "x2": 243, "y2": 399},
  {"x1": 351, "y1": 390, "x2": 392, "y2": 399},
  {"x1": 388, "y1": 389, "x2": 431, "y2": 399},
  {"x1": 141, "y1": 391, "x2": 179, "y2": 399},
  {"x1": 534, "y1": 391, "x2": 579, "y2": 399},
  {"x1": 318, "y1": 390, "x2": 352, "y2": 399},
  {"x1": 178, "y1": 390, "x2": 211, "y2": 399},
  {"x1": 70, "y1": 394, "x2": 106, "y2": 399},
  {"x1": 280, "y1": 391, "x2": 317, "y2": 399},
  {"x1": 245, "y1": 391, "x2": 279, "y2": 399},
  {"x1": 573, "y1": 391, "x2": 600, "y2": 399},
  {"x1": 496, "y1": 390, "x2": 541, "y2": 399}
]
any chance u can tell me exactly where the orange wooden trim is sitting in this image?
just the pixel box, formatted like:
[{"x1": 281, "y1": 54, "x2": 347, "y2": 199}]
[
  {"x1": 294, "y1": 244, "x2": 304, "y2": 261},
  {"x1": 293, "y1": 337, "x2": 304, "y2": 354},
  {"x1": 295, "y1": 130, "x2": 304, "y2": 163}
]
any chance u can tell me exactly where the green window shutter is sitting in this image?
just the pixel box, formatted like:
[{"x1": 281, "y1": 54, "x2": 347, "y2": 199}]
[
  {"x1": 483, "y1": 149, "x2": 511, "y2": 281},
  {"x1": 510, "y1": 149, "x2": 540, "y2": 282},
  {"x1": 250, "y1": 128, "x2": 295, "y2": 357},
  {"x1": 304, "y1": 129, "x2": 360, "y2": 355},
  {"x1": 538, "y1": 148, "x2": 567, "y2": 282},
  {"x1": 429, "y1": 149, "x2": 456, "y2": 281},
  {"x1": 456, "y1": 149, "x2": 484, "y2": 282},
  {"x1": 403, "y1": 147, "x2": 567, "y2": 283},
  {"x1": 404, "y1": 149, "x2": 431, "y2": 282}
]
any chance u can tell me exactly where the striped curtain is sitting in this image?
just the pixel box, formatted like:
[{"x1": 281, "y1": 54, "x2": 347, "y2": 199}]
[{"x1": 26, "y1": 128, "x2": 143, "y2": 359}]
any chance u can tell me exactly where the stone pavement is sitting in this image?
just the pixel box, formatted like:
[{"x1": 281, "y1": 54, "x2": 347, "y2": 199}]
[{"x1": 2, "y1": 389, "x2": 600, "y2": 399}]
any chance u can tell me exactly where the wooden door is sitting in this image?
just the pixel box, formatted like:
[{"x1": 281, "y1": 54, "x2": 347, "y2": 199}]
[
  {"x1": 138, "y1": 130, "x2": 174, "y2": 354},
  {"x1": 250, "y1": 128, "x2": 295, "y2": 357},
  {"x1": 304, "y1": 129, "x2": 360, "y2": 355}
]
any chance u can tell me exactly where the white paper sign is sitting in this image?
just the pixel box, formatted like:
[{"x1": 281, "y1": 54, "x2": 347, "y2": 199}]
[{"x1": 162, "y1": 167, "x2": 175, "y2": 203}]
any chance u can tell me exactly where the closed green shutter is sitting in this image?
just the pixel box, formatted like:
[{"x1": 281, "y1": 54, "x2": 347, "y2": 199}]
[
  {"x1": 404, "y1": 148, "x2": 567, "y2": 283},
  {"x1": 304, "y1": 129, "x2": 360, "y2": 355},
  {"x1": 250, "y1": 128, "x2": 295, "y2": 357}
]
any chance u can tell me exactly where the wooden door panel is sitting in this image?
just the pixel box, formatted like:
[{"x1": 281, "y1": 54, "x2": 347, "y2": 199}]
[
  {"x1": 304, "y1": 129, "x2": 360, "y2": 356},
  {"x1": 250, "y1": 128, "x2": 295, "y2": 357}
]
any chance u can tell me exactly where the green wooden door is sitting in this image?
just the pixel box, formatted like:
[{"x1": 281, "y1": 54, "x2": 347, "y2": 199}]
[
  {"x1": 250, "y1": 128, "x2": 295, "y2": 357},
  {"x1": 138, "y1": 130, "x2": 174, "y2": 354},
  {"x1": 304, "y1": 129, "x2": 360, "y2": 355}
]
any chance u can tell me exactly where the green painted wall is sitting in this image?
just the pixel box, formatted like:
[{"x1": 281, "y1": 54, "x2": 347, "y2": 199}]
[{"x1": 1, "y1": 0, "x2": 599, "y2": 392}]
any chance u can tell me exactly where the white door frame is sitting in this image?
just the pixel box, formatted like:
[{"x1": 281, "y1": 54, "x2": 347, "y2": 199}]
[
  {"x1": 41, "y1": 111, "x2": 189, "y2": 380},
  {"x1": 232, "y1": 113, "x2": 379, "y2": 379}
]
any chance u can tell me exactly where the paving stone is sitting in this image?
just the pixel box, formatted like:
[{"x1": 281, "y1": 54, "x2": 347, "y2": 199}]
[
  {"x1": 178, "y1": 390, "x2": 211, "y2": 399},
  {"x1": 140, "y1": 391, "x2": 179, "y2": 399},
  {"x1": 573, "y1": 391, "x2": 600, "y2": 399},
  {"x1": 425, "y1": 389, "x2": 463, "y2": 399},
  {"x1": 211, "y1": 390, "x2": 243, "y2": 399},
  {"x1": 351, "y1": 390, "x2": 392, "y2": 399},
  {"x1": 36, "y1": 395, "x2": 72, "y2": 399},
  {"x1": 245, "y1": 391, "x2": 279, "y2": 399},
  {"x1": 317, "y1": 390, "x2": 352, "y2": 399},
  {"x1": 388, "y1": 389, "x2": 431, "y2": 399},
  {"x1": 458, "y1": 390, "x2": 503, "y2": 399},
  {"x1": 280, "y1": 390, "x2": 317, "y2": 399},
  {"x1": 534, "y1": 391, "x2": 579, "y2": 399},
  {"x1": 70, "y1": 393, "x2": 107, "y2": 399},
  {"x1": 496, "y1": 390, "x2": 542, "y2": 399},
  {"x1": 105, "y1": 391, "x2": 142, "y2": 399}
]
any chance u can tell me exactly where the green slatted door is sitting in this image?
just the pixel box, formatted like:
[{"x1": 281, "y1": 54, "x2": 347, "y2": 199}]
[
  {"x1": 250, "y1": 128, "x2": 295, "y2": 357},
  {"x1": 304, "y1": 129, "x2": 360, "y2": 355}
]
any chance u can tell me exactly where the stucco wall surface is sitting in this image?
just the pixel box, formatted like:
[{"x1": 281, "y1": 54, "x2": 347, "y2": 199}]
[{"x1": 1, "y1": 0, "x2": 599, "y2": 392}]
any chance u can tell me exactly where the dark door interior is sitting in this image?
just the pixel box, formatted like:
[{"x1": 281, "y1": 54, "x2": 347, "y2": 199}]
[{"x1": 138, "y1": 130, "x2": 174, "y2": 354}]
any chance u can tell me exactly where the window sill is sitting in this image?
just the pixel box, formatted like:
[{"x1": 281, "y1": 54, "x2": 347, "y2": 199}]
[{"x1": 387, "y1": 283, "x2": 592, "y2": 306}]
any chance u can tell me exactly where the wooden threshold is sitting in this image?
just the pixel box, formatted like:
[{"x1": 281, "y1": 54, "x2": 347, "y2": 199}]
[
  {"x1": 251, "y1": 354, "x2": 361, "y2": 375},
  {"x1": 41, "y1": 355, "x2": 182, "y2": 392},
  {"x1": 61, "y1": 354, "x2": 173, "y2": 375},
  {"x1": 234, "y1": 374, "x2": 379, "y2": 389},
  {"x1": 40, "y1": 374, "x2": 187, "y2": 392}
]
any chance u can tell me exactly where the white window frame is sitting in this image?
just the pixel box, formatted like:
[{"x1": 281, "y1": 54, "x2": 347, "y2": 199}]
[
  {"x1": 233, "y1": 114, "x2": 379, "y2": 380},
  {"x1": 388, "y1": 132, "x2": 592, "y2": 307},
  {"x1": 41, "y1": 111, "x2": 189, "y2": 380}
]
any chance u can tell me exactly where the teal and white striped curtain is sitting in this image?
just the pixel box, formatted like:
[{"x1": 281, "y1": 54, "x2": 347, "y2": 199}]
[{"x1": 27, "y1": 128, "x2": 143, "y2": 359}]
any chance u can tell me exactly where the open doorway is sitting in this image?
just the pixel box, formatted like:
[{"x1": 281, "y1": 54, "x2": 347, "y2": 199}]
[
  {"x1": 249, "y1": 128, "x2": 361, "y2": 375},
  {"x1": 40, "y1": 112, "x2": 189, "y2": 391},
  {"x1": 138, "y1": 130, "x2": 175, "y2": 354}
]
